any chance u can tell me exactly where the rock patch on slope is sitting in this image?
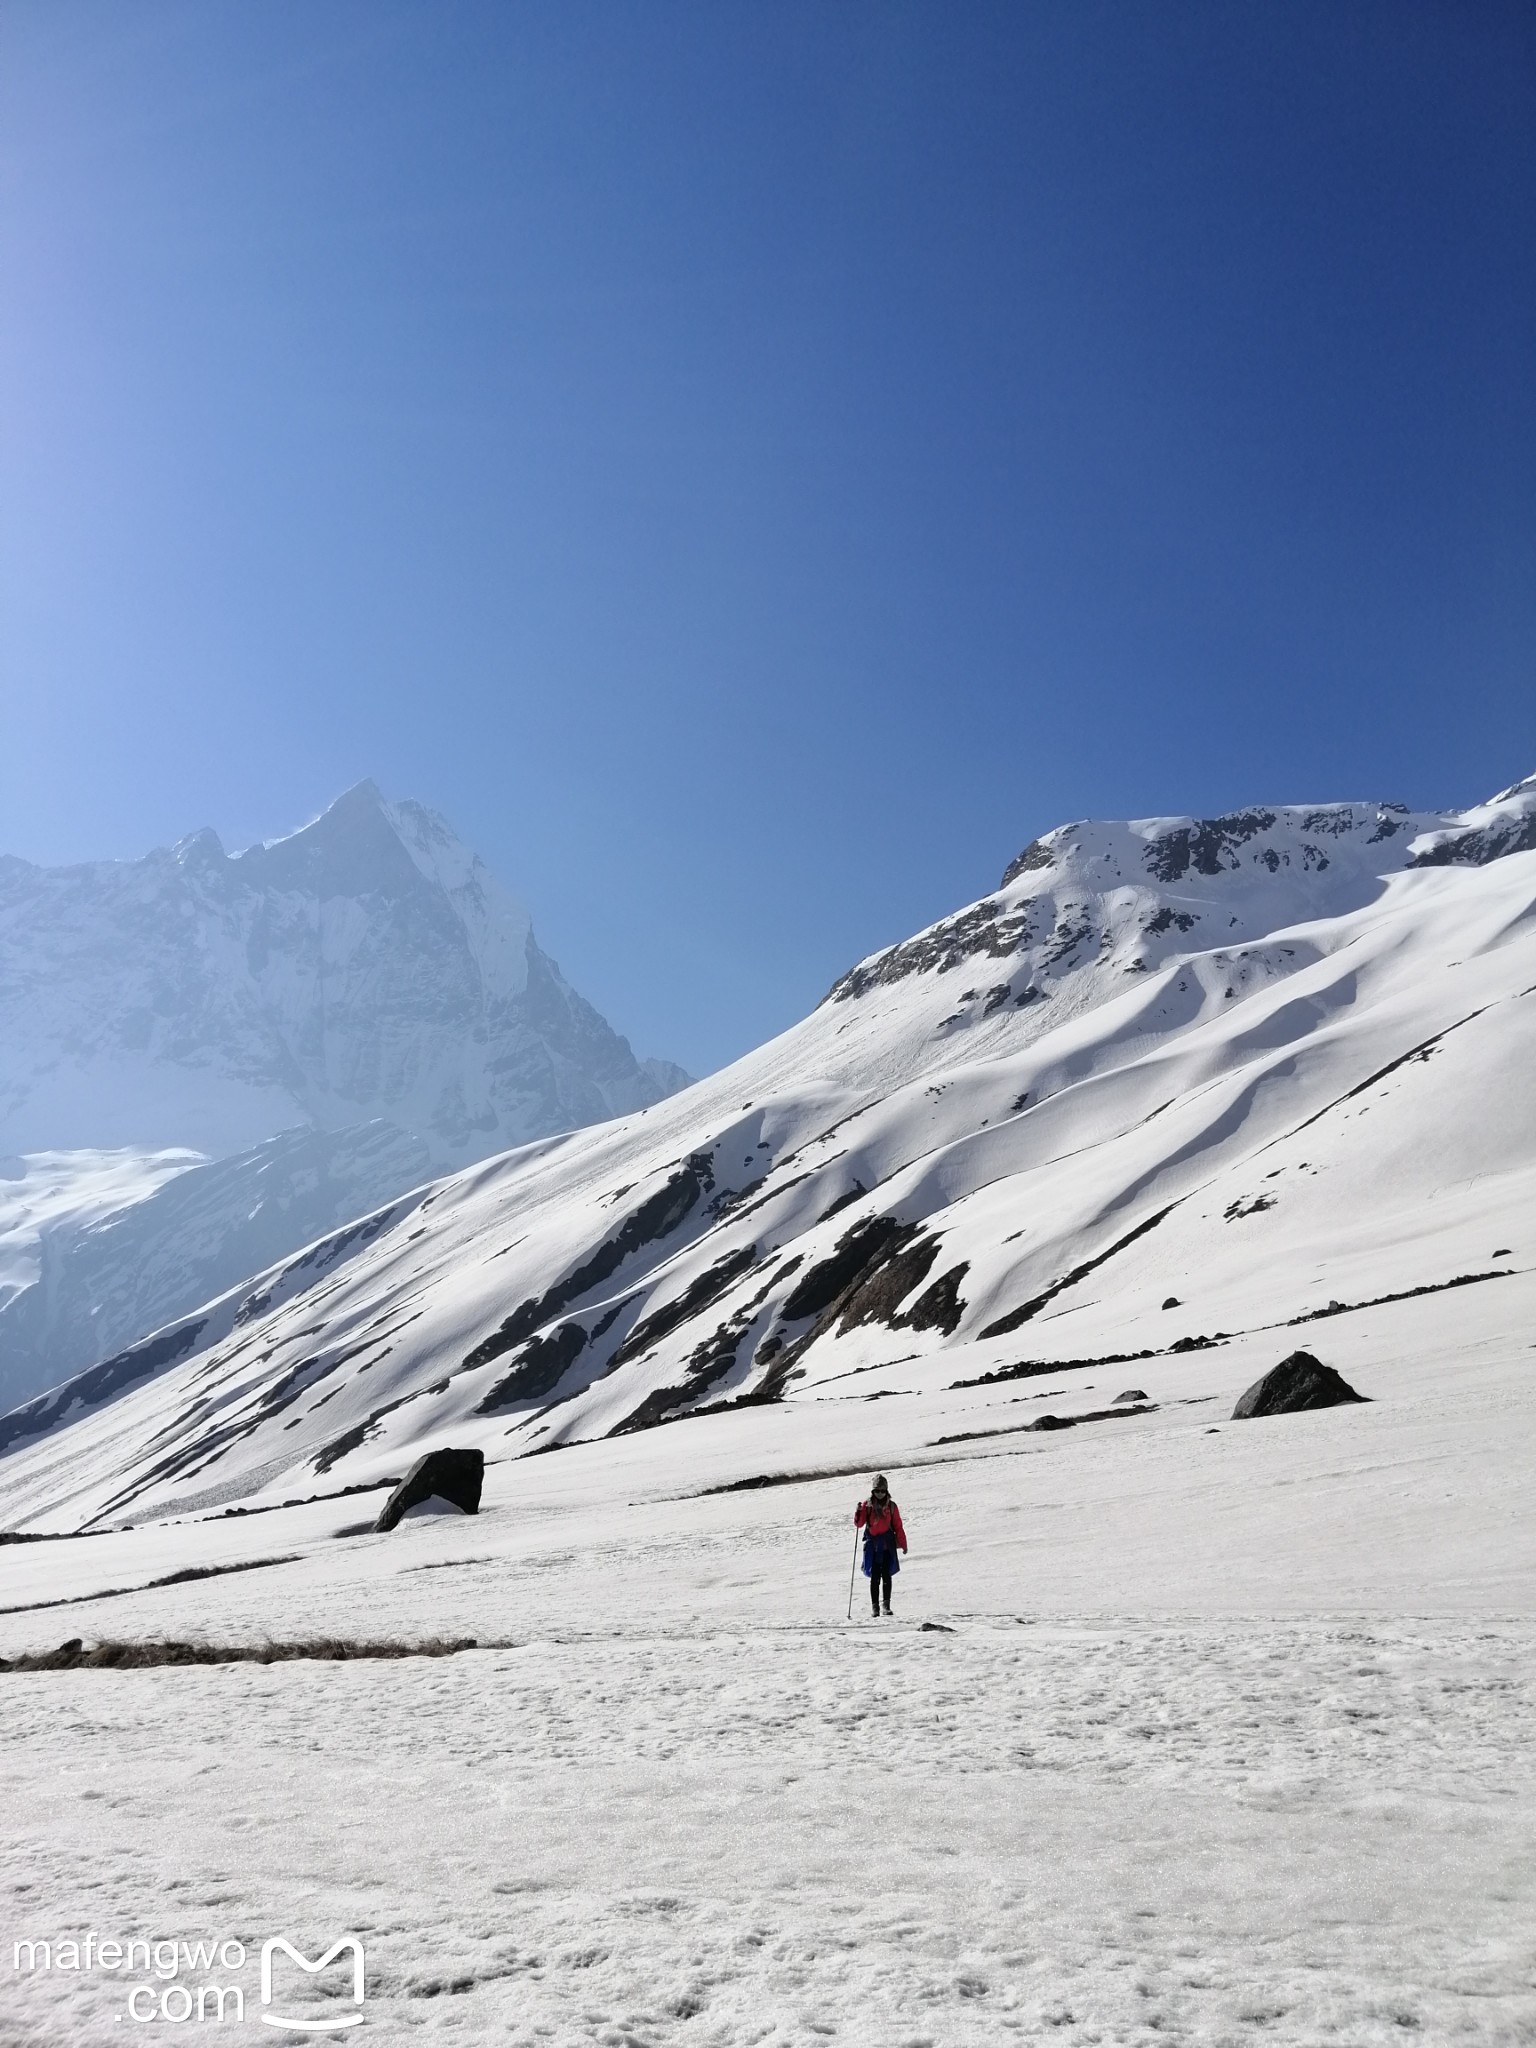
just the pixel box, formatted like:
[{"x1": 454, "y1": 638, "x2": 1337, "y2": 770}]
[
  {"x1": 1231, "y1": 1351, "x2": 1367, "y2": 1419},
  {"x1": 374, "y1": 1448, "x2": 486, "y2": 1531}
]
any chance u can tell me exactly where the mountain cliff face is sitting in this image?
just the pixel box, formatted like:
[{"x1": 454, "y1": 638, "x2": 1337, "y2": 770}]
[
  {"x1": 0, "y1": 781, "x2": 685, "y2": 1161},
  {"x1": 3, "y1": 771, "x2": 1531, "y2": 1533},
  {"x1": 0, "y1": 784, "x2": 688, "y2": 1408}
]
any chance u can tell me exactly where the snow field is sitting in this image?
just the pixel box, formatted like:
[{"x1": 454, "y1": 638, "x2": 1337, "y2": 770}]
[
  {"x1": 3, "y1": 1621, "x2": 1532, "y2": 2045},
  {"x1": 3, "y1": 1271, "x2": 1534, "y2": 2044}
]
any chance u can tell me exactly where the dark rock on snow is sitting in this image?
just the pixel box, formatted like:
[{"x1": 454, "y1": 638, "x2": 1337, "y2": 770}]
[
  {"x1": 374, "y1": 1447, "x2": 486, "y2": 1532},
  {"x1": 1231, "y1": 1351, "x2": 1368, "y2": 1420},
  {"x1": 900, "y1": 1261, "x2": 970, "y2": 1335},
  {"x1": 460, "y1": 1160, "x2": 708, "y2": 1376},
  {"x1": 782, "y1": 1217, "x2": 914, "y2": 1323},
  {"x1": 1113, "y1": 1389, "x2": 1148, "y2": 1403}
]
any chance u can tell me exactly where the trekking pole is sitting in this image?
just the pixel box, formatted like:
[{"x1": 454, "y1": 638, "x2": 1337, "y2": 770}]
[{"x1": 846, "y1": 1521, "x2": 861, "y2": 1621}]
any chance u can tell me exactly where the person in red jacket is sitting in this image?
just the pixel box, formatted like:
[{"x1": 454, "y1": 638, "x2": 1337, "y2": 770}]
[{"x1": 854, "y1": 1473, "x2": 907, "y2": 1617}]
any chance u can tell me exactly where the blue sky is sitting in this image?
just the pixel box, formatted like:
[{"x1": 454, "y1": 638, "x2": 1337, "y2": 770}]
[{"x1": 2, "y1": 1, "x2": 1533, "y2": 1076}]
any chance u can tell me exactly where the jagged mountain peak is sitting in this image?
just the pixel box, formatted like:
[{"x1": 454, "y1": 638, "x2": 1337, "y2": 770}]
[
  {"x1": 0, "y1": 788, "x2": 686, "y2": 1162},
  {"x1": 222, "y1": 781, "x2": 481, "y2": 911},
  {"x1": 172, "y1": 825, "x2": 227, "y2": 867},
  {"x1": 0, "y1": 786, "x2": 692, "y2": 1411}
]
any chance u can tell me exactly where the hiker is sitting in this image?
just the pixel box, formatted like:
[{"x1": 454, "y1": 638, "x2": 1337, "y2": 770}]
[{"x1": 854, "y1": 1473, "x2": 907, "y2": 1617}]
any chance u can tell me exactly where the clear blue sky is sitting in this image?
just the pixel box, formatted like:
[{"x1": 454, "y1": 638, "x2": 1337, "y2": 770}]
[{"x1": 2, "y1": 2, "x2": 1533, "y2": 1076}]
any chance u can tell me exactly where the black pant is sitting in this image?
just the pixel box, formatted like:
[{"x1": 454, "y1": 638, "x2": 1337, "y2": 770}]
[{"x1": 870, "y1": 1562, "x2": 892, "y2": 1613}]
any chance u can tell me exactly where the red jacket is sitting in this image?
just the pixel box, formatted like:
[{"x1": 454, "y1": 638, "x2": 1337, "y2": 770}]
[{"x1": 855, "y1": 1497, "x2": 907, "y2": 1549}]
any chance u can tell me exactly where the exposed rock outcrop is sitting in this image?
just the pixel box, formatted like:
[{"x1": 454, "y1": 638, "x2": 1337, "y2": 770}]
[
  {"x1": 374, "y1": 1447, "x2": 486, "y2": 1531},
  {"x1": 1231, "y1": 1352, "x2": 1367, "y2": 1419}
]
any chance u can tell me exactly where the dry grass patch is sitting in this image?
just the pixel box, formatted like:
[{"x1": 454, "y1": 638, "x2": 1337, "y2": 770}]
[{"x1": 0, "y1": 1634, "x2": 496, "y2": 1672}]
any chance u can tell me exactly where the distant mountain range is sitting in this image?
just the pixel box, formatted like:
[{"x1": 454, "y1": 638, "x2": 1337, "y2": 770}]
[
  {"x1": 0, "y1": 783, "x2": 690, "y2": 1407},
  {"x1": 4, "y1": 771, "x2": 1531, "y2": 1532}
]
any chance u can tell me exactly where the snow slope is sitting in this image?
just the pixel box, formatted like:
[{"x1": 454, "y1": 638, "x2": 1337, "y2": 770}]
[
  {"x1": 0, "y1": 1149, "x2": 203, "y2": 1316},
  {"x1": 2, "y1": 774, "x2": 1531, "y2": 1532},
  {"x1": 2, "y1": 774, "x2": 1534, "y2": 2046},
  {"x1": 0, "y1": 1124, "x2": 433, "y2": 1414},
  {"x1": 0, "y1": 784, "x2": 689, "y2": 1409},
  {"x1": 1, "y1": 1262, "x2": 1533, "y2": 2044}
]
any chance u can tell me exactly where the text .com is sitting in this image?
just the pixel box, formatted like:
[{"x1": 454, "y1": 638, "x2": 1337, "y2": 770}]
[{"x1": 12, "y1": 1934, "x2": 366, "y2": 2028}]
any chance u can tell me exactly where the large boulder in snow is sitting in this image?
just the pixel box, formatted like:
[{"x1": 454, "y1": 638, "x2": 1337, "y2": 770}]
[
  {"x1": 374, "y1": 1447, "x2": 485, "y2": 1532},
  {"x1": 1232, "y1": 1352, "x2": 1367, "y2": 1420}
]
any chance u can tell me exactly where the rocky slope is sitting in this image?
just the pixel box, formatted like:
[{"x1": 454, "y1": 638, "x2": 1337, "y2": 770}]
[{"x1": 1, "y1": 772, "x2": 1532, "y2": 1530}]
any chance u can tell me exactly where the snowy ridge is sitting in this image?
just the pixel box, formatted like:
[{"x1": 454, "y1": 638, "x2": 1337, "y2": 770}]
[{"x1": 1, "y1": 775, "x2": 1532, "y2": 1533}]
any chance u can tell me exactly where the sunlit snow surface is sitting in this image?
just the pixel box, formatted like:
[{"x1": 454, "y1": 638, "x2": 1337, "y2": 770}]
[
  {"x1": 2, "y1": 1277, "x2": 1533, "y2": 2044},
  {"x1": 2, "y1": 782, "x2": 1534, "y2": 2042},
  {"x1": 0, "y1": 1148, "x2": 203, "y2": 1309}
]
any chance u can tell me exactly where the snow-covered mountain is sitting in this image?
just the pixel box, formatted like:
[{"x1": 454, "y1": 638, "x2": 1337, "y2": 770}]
[
  {"x1": 0, "y1": 783, "x2": 689, "y2": 1408},
  {"x1": 0, "y1": 780, "x2": 685, "y2": 1160},
  {"x1": 2, "y1": 772, "x2": 1532, "y2": 1531}
]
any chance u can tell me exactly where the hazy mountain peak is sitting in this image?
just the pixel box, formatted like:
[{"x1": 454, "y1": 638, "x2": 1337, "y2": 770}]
[
  {"x1": 0, "y1": 787, "x2": 692, "y2": 1409},
  {"x1": 0, "y1": 789, "x2": 684, "y2": 1160},
  {"x1": 172, "y1": 826, "x2": 227, "y2": 867}
]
